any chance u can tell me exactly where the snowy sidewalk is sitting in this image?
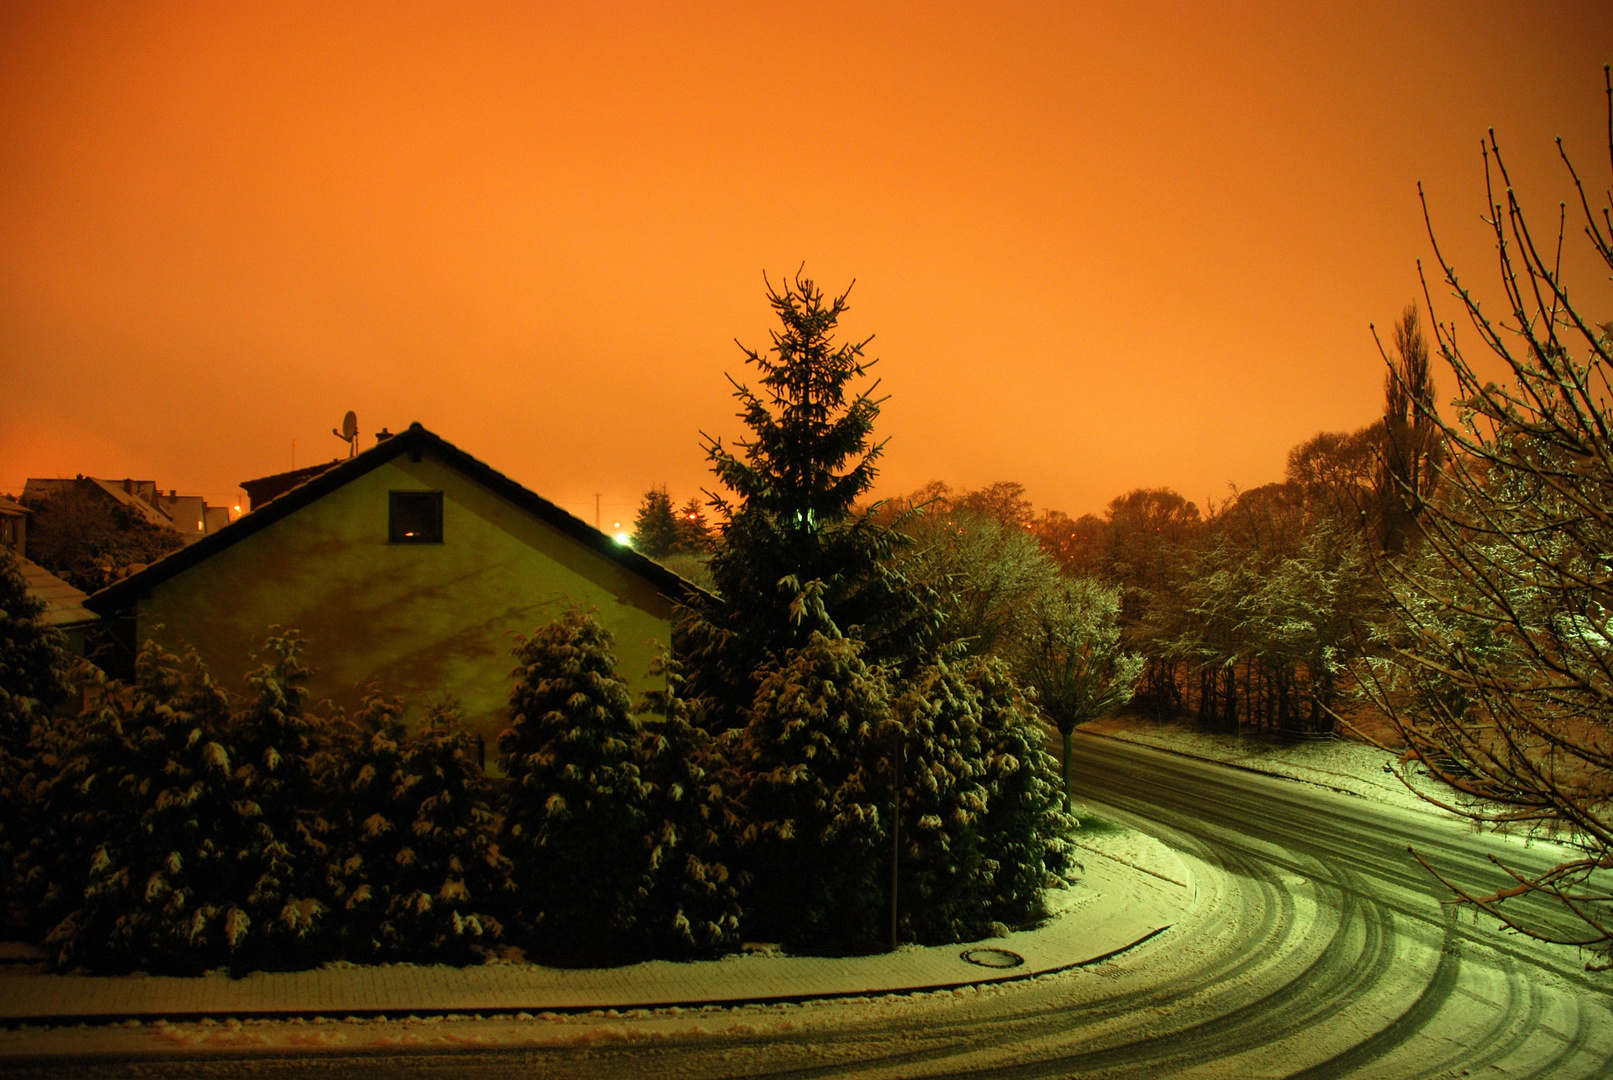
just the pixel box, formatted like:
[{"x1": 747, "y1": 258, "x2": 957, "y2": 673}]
[{"x1": 0, "y1": 838, "x2": 1191, "y2": 1023}]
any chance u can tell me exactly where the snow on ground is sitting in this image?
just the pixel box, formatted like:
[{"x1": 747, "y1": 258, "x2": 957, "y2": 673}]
[
  {"x1": 1083, "y1": 713, "x2": 1587, "y2": 862},
  {"x1": 1064, "y1": 814, "x2": 1190, "y2": 889}
]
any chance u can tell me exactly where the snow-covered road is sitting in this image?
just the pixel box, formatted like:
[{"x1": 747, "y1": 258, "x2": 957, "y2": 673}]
[{"x1": 8, "y1": 737, "x2": 1609, "y2": 1077}]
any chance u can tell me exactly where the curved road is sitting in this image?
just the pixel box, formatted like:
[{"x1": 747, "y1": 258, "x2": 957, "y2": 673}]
[{"x1": 23, "y1": 736, "x2": 1613, "y2": 1078}]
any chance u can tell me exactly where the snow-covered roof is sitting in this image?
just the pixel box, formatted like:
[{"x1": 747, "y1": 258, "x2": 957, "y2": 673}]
[{"x1": 16, "y1": 556, "x2": 99, "y2": 628}]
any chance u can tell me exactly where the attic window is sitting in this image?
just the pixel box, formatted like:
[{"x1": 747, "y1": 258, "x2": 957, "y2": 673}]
[{"x1": 389, "y1": 491, "x2": 443, "y2": 543}]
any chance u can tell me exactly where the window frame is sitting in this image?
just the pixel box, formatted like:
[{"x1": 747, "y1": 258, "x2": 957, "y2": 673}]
[{"x1": 388, "y1": 490, "x2": 444, "y2": 544}]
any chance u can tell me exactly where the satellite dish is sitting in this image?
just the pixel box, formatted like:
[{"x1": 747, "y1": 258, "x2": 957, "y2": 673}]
[{"x1": 332, "y1": 410, "x2": 359, "y2": 457}]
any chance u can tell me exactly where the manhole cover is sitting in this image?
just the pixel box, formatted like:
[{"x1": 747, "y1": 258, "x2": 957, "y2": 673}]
[{"x1": 960, "y1": 947, "x2": 1024, "y2": 969}]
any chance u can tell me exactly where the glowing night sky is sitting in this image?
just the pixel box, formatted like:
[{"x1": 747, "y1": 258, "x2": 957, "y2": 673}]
[{"x1": 3, "y1": 2, "x2": 1609, "y2": 525}]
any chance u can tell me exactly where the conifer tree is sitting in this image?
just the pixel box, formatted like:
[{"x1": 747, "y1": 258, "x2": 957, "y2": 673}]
[
  {"x1": 0, "y1": 550, "x2": 71, "y2": 751},
  {"x1": 631, "y1": 486, "x2": 681, "y2": 557},
  {"x1": 892, "y1": 657, "x2": 993, "y2": 944},
  {"x1": 630, "y1": 652, "x2": 743, "y2": 956},
  {"x1": 0, "y1": 550, "x2": 76, "y2": 931},
  {"x1": 674, "y1": 497, "x2": 714, "y2": 554},
  {"x1": 498, "y1": 608, "x2": 653, "y2": 957},
  {"x1": 43, "y1": 643, "x2": 251, "y2": 974},
  {"x1": 965, "y1": 656, "x2": 1078, "y2": 925},
  {"x1": 685, "y1": 271, "x2": 934, "y2": 728},
  {"x1": 332, "y1": 693, "x2": 513, "y2": 964},
  {"x1": 224, "y1": 632, "x2": 339, "y2": 968},
  {"x1": 734, "y1": 612, "x2": 893, "y2": 952}
]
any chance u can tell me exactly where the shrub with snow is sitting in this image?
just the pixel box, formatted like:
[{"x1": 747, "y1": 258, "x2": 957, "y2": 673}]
[
  {"x1": 734, "y1": 628, "x2": 894, "y2": 953},
  {"x1": 965, "y1": 655, "x2": 1079, "y2": 926},
  {"x1": 329, "y1": 692, "x2": 513, "y2": 964},
  {"x1": 891, "y1": 657, "x2": 993, "y2": 944},
  {"x1": 39, "y1": 643, "x2": 255, "y2": 974},
  {"x1": 498, "y1": 608, "x2": 654, "y2": 957},
  {"x1": 630, "y1": 652, "x2": 743, "y2": 957}
]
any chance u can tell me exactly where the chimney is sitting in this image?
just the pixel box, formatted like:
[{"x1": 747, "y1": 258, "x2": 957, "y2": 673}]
[{"x1": 376, "y1": 428, "x2": 394, "y2": 443}]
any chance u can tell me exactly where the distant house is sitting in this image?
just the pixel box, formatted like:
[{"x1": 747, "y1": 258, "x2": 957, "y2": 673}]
[
  {"x1": 155, "y1": 492, "x2": 208, "y2": 537},
  {"x1": 24, "y1": 477, "x2": 234, "y2": 545},
  {"x1": 239, "y1": 460, "x2": 344, "y2": 511},
  {"x1": 2, "y1": 494, "x2": 100, "y2": 655},
  {"x1": 0, "y1": 495, "x2": 27, "y2": 554},
  {"x1": 84, "y1": 423, "x2": 704, "y2": 759},
  {"x1": 23, "y1": 476, "x2": 185, "y2": 534}
]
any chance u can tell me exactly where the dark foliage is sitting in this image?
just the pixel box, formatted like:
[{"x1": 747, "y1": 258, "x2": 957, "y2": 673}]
[
  {"x1": 21, "y1": 484, "x2": 184, "y2": 593},
  {"x1": 328, "y1": 692, "x2": 513, "y2": 964},
  {"x1": 684, "y1": 271, "x2": 935, "y2": 729},
  {"x1": 631, "y1": 486, "x2": 682, "y2": 558},
  {"x1": 498, "y1": 608, "x2": 654, "y2": 958},
  {"x1": 630, "y1": 652, "x2": 744, "y2": 956},
  {"x1": 732, "y1": 609, "x2": 893, "y2": 953}
]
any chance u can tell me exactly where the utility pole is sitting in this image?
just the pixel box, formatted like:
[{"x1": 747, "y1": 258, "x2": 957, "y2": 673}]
[
  {"x1": 595, "y1": 493, "x2": 602, "y2": 529},
  {"x1": 890, "y1": 728, "x2": 901, "y2": 952}
]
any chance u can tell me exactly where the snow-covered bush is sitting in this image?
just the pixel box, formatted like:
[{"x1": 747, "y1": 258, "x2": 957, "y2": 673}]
[
  {"x1": 498, "y1": 608, "x2": 654, "y2": 958},
  {"x1": 40, "y1": 643, "x2": 255, "y2": 974},
  {"x1": 0, "y1": 549, "x2": 78, "y2": 934},
  {"x1": 964, "y1": 656, "x2": 1079, "y2": 926},
  {"x1": 891, "y1": 657, "x2": 993, "y2": 944},
  {"x1": 630, "y1": 652, "x2": 743, "y2": 957},
  {"x1": 733, "y1": 628, "x2": 893, "y2": 953},
  {"x1": 221, "y1": 632, "x2": 342, "y2": 969},
  {"x1": 329, "y1": 692, "x2": 513, "y2": 964}
]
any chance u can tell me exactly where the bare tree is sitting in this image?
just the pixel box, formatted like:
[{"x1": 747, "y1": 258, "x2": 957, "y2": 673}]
[
  {"x1": 1015, "y1": 576, "x2": 1143, "y2": 812},
  {"x1": 1365, "y1": 67, "x2": 1613, "y2": 969}
]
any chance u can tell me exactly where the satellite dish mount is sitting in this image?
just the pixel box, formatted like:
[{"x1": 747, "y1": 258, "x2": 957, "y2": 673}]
[{"x1": 333, "y1": 411, "x2": 359, "y2": 458}]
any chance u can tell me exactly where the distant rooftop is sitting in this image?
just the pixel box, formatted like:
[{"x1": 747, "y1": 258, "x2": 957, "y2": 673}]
[{"x1": 15, "y1": 555, "x2": 98, "y2": 629}]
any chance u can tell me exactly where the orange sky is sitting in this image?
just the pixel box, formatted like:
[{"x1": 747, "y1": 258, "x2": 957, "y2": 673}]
[{"x1": 3, "y1": 2, "x2": 1610, "y2": 526}]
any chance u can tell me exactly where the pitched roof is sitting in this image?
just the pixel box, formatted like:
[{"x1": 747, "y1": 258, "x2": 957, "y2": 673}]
[
  {"x1": 23, "y1": 477, "x2": 180, "y2": 531},
  {"x1": 16, "y1": 556, "x2": 98, "y2": 628},
  {"x1": 85, "y1": 422, "x2": 711, "y2": 615},
  {"x1": 85, "y1": 478, "x2": 181, "y2": 530},
  {"x1": 238, "y1": 460, "x2": 344, "y2": 509}
]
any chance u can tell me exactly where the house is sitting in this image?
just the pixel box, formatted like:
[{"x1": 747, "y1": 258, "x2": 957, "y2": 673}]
[
  {"x1": 83, "y1": 423, "x2": 703, "y2": 759},
  {"x1": 23, "y1": 476, "x2": 185, "y2": 534},
  {"x1": 2, "y1": 494, "x2": 100, "y2": 656},
  {"x1": 154, "y1": 491, "x2": 208, "y2": 537},
  {"x1": 0, "y1": 495, "x2": 26, "y2": 554},
  {"x1": 21, "y1": 477, "x2": 232, "y2": 543},
  {"x1": 239, "y1": 460, "x2": 344, "y2": 511}
]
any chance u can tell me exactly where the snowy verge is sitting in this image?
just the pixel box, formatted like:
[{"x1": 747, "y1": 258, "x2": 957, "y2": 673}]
[
  {"x1": 1081, "y1": 715, "x2": 1584, "y2": 862},
  {"x1": 1064, "y1": 819, "x2": 1191, "y2": 891}
]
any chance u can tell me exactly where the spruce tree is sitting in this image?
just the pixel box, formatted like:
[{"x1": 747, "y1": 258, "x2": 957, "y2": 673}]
[
  {"x1": 498, "y1": 608, "x2": 653, "y2": 958},
  {"x1": 631, "y1": 486, "x2": 681, "y2": 557},
  {"x1": 734, "y1": 617, "x2": 893, "y2": 953},
  {"x1": 673, "y1": 497, "x2": 714, "y2": 554},
  {"x1": 685, "y1": 271, "x2": 935, "y2": 728},
  {"x1": 332, "y1": 693, "x2": 513, "y2": 964},
  {"x1": 0, "y1": 550, "x2": 71, "y2": 749}
]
